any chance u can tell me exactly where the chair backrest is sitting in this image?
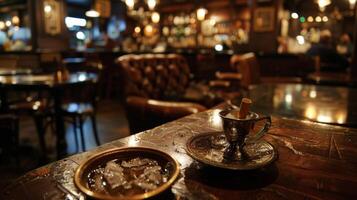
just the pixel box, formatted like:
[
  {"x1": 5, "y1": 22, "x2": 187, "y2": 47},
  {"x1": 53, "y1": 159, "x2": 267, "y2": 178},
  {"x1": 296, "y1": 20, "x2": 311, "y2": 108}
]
[
  {"x1": 57, "y1": 57, "x2": 102, "y2": 104},
  {"x1": 61, "y1": 80, "x2": 99, "y2": 108},
  {"x1": 230, "y1": 53, "x2": 261, "y2": 88},
  {"x1": 63, "y1": 58, "x2": 103, "y2": 74},
  {"x1": 117, "y1": 54, "x2": 191, "y2": 100}
]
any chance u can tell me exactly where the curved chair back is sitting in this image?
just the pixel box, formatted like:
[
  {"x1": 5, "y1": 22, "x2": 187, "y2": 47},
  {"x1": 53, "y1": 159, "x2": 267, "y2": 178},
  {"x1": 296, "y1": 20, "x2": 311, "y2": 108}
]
[
  {"x1": 117, "y1": 54, "x2": 191, "y2": 100},
  {"x1": 230, "y1": 53, "x2": 261, "y2": 89}
]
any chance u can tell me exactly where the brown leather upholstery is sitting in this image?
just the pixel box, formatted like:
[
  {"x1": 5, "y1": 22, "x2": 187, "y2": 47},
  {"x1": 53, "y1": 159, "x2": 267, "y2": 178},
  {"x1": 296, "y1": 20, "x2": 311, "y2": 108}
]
[
  {"x1": 126, "y1": 96, "x2": 205, "y2": 118},
  {"x1": 230, "y1": 53, "x2": 302, "y2": 89},
  {"x1": 230, "y1": 53, "x2": 261, "y2": 89},
  {"x1": 118, "y1": 54, "x2": 191, "y2": 100},
  {"x1": 117, "y1": 54, "x2": 207, "y2": 134},
  {"x1": 126, "y1": 96, "x2": 205, "y2": 134}
]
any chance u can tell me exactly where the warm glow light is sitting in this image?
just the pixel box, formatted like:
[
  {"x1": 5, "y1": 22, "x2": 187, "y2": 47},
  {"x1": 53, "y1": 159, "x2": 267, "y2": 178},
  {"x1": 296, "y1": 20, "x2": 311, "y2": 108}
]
[
  {"x1": 162, "y1": 26, "x2": 169, "y2": 36},
  {"x1": 309, "y1": 90, "x2": 317, "y2": 98},
  {"x1": 315, "y1": 16, "x2": 322, "y2": 22},
  {"x1": 196, "y1": 8, "x2": 207, "y2": 21},
  {"x1": 44, "y1": 4, "x2": 52, "y2": 13},
  {"x1": 305, "y1": 105, "x2": 317, "y2": 119},
  {"x1": 127, "y1": 136, "x2": 139, "y2": 146},
  {"x1": 296, "y1": 35, "x2": 305, "y2": 45},
  {"x1": 349, "y1": 0, "x2": 356, "y2": 9},
  {"x1": 76, "y1": 31, "x2": 86, "y2": 40},
  {"x1": 5, "y1": 20, "x2": 11, "y2": 27},
  {"x1": 291, "y1": 12, "x2": 299, "y2": 19},
  {"x1": 65, "y1": 17, "x2": 86, "y2": 28},
  {"x1": 144, "y1": 25, "x2": 153, "y2": 36},
  {"x1": 317, "y1": 114, "x2": 332, "y2": 123},
  {"x1": 151, "y1": 12, "x2": 160, "y2": 23},
  {"x1": 146, "y1": 25, "x2": 153, "y2": 33},
  {"x1": 209, "y1": 109, "x2": 222, "y2": 129},
  {"x1": 32, "y1": 101, "x2": 41, "y2": 111},
  {"x1": 316, "y1": 0, "x2": 331, "y2": 11},
  {"x1": 337, "y1": 113, "x2": 346, "y2": 124},
  {"x1": 0, "y1": 21, "x2": 5, "y2": 29},
  {"x1": 12, "y1": 16, "x2": 20, "y2": 25},
  {"x1": 322, "y1": 16, "x2": 328, "y2": 22},
  {"x1": 147, "y1": 0, "x2": 156, "y2": 10},
  {"x1": 214, "y1": 44, "x2": 223, "y2": 51},
  {"x1": 337, "y1": 118, "x2": 344, "y2": 124},
  {"x1": 125, "y1": 0, "x2": 135, "y2": 10},
  {"x1": 134, "y1": 26, "x2": 141, "y2": 33},
  {"x1": 307, "y1": 16, "x2": 314, "y2": 22},
  {"x1": 85, "y1": 9, "x2": 100, "y2": 18},
  {"x1": 285, "y1": 94, "x2": 293, "y2": 104},
  {"x1": 210, "y1": 18, "x2": 216, "y2": 26}
]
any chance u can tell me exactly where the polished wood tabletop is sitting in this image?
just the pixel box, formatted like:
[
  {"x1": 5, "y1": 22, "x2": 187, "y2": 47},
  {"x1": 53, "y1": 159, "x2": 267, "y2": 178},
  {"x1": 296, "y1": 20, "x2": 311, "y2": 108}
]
[
  {"x1": 2, "y1": 103, "x2": 357, "y2": 199},
  {"x1": 0, "y1": 72, "x2": 97, "y2": 87},
  {"x1": 305, "y1": 72, "x2": 357, "y2": 87},
  {"x1": 244, "y1": 83, "x2": 357, "y2": 127},
  {"x1": 0, "y1": 68, "x2": 34, "y2": 76}
]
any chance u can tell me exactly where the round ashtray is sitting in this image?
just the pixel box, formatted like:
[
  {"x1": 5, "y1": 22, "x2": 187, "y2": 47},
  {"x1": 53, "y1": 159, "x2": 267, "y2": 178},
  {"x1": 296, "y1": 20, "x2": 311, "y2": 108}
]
[
  {"x1": 74, "y1": 147, "x2": 180, "y2": 199},
  {"x1": 186, "y1": 132, "x2": 277, "y2": 170}
]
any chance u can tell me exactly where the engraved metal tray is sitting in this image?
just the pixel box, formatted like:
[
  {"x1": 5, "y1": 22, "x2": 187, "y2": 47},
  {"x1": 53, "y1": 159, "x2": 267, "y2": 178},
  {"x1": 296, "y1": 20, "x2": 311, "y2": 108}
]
[
  {"x1": 74, "y1": 147, "x2": 180, "y2": 199},
  {"x1": 186, "y1": 132, "x2": 277, "y2": 170}
]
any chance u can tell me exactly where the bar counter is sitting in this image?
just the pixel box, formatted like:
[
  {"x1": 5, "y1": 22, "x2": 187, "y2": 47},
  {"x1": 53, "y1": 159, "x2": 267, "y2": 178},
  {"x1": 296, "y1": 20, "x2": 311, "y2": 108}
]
[{"x1": 2, "y1": 103, "x2": 357, "y2": 199}]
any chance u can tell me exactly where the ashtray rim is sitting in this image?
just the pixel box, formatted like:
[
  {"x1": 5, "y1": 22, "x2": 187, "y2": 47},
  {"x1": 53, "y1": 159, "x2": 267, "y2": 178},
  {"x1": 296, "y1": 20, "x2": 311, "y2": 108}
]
[
  {"x1": 186, "y1": 132, "x2": 278, "y2": 170},
  {"x1": 74, "y1": 147, "x2": 180, "y2": 200}
]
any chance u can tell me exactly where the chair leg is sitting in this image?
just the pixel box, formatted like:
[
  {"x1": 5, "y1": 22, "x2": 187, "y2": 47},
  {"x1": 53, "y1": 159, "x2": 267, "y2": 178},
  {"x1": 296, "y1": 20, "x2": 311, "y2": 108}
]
[
  {"x1": 49, "y1": 117, "x2": 56, "y2": 135},
  {"x1": 13, "y1": 117, "x2": 20, "y2": 166},
  {"x1": 90, "y1": 115, "x2": 100, "y2": 146},
  {"x1": 33, "y1": 116, "x2": 47, "y2": 157},
  {"x1": 72, "y1": 116, "x2": 79, "y2": 153},
  {"x1": 78, "y1": 115, "x2": 86, "y2": 151}
]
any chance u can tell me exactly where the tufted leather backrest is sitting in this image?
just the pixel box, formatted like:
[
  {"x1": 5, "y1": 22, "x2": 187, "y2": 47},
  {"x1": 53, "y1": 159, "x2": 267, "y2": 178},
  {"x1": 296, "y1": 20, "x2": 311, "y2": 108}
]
[{"x1": 117, "y1": 54, "x2": 191, "y2": 100}]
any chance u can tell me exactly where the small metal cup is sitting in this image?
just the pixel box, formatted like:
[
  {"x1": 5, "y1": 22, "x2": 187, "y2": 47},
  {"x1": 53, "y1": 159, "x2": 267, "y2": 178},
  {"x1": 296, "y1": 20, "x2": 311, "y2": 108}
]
[{"x1": 219, "y1": 109, "x2": 271, "y2": 161}]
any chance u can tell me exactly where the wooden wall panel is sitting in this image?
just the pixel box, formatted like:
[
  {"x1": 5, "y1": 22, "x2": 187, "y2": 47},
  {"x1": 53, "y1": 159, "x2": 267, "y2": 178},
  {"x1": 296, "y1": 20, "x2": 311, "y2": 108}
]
[
  {"x1": 248, "y1": 0, "x2": 283, "y2": 53},
  {"x1": 32, "y1": 0, "x2": 69, "y2": 51}
]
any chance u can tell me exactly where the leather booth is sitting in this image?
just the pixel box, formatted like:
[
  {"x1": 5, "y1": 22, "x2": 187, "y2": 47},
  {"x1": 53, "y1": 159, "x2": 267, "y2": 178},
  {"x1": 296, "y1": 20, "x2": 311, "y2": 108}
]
[
  {"x1": 214, "y1": 53, "x2": 303, "y2": 91},
  {"x1": 117, "y1": 54, "x2": 208, "y2": 134}
]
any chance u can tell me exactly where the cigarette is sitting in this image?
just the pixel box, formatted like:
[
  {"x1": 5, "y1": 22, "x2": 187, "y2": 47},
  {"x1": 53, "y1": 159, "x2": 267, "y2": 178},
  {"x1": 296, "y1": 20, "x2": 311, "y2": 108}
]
[{"x1": 239, "y1": 98, "x2": 252, "y2": 119}]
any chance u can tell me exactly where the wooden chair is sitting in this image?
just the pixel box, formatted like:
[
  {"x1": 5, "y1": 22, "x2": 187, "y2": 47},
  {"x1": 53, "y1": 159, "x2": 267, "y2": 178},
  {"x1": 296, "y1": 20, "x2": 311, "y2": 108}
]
[
  {"x1": 213, "y1": 53, "x2": 302, "y2": 92},
  {"x1": 209, "y1": 53, "x2": 258, "y2": 94},
  {"x1": 61, "y1": 60, "x2": 103, "y2": 152},
  {"x1": 1, "y1": 85, "x2": 53, "y2": 158},
  {"x1": 117, "y1": 54, "x2": 207, "y2": 134},
  {"x1": 230, "y1": 53, "x2": 262, "y2": 89},
  {"x1": 210, "y1": 53, "x2": 305, "y2": 103},
  {"x1": 61, "y1": 80, "x2": 100, "y2": 152}
]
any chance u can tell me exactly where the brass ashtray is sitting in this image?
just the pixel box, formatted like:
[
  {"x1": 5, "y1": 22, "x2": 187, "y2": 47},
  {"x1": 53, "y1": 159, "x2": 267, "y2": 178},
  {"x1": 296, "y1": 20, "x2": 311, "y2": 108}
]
[{"x1": 74, "y1": 147, "x2": 180, "y2": 199}]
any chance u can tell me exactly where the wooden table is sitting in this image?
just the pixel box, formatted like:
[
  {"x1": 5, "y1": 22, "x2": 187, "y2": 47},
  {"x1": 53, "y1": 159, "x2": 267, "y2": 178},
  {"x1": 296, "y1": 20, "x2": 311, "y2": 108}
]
[
  {"x1": 0, "y1": 68, "x2": 39, "y2": 76},
  {"x1": 305, "y1": 72, "x2": 357, "y2": 87},
  {"x1": 0, "y1": 72, "x2": 97, "y2": 158},
  {"x1": 243, "y1": 83, "x2": 357, "y2": 128},
  {"x1": 2, "y1": 103, "x2": 357, "y2": 199}
]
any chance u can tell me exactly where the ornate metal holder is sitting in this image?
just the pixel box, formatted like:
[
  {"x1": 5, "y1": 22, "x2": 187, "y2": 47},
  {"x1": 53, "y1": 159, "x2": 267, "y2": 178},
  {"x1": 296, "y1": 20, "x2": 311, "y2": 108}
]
[{"x1": 219, "y1": 109, "x2": 271, "y2": 161}]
